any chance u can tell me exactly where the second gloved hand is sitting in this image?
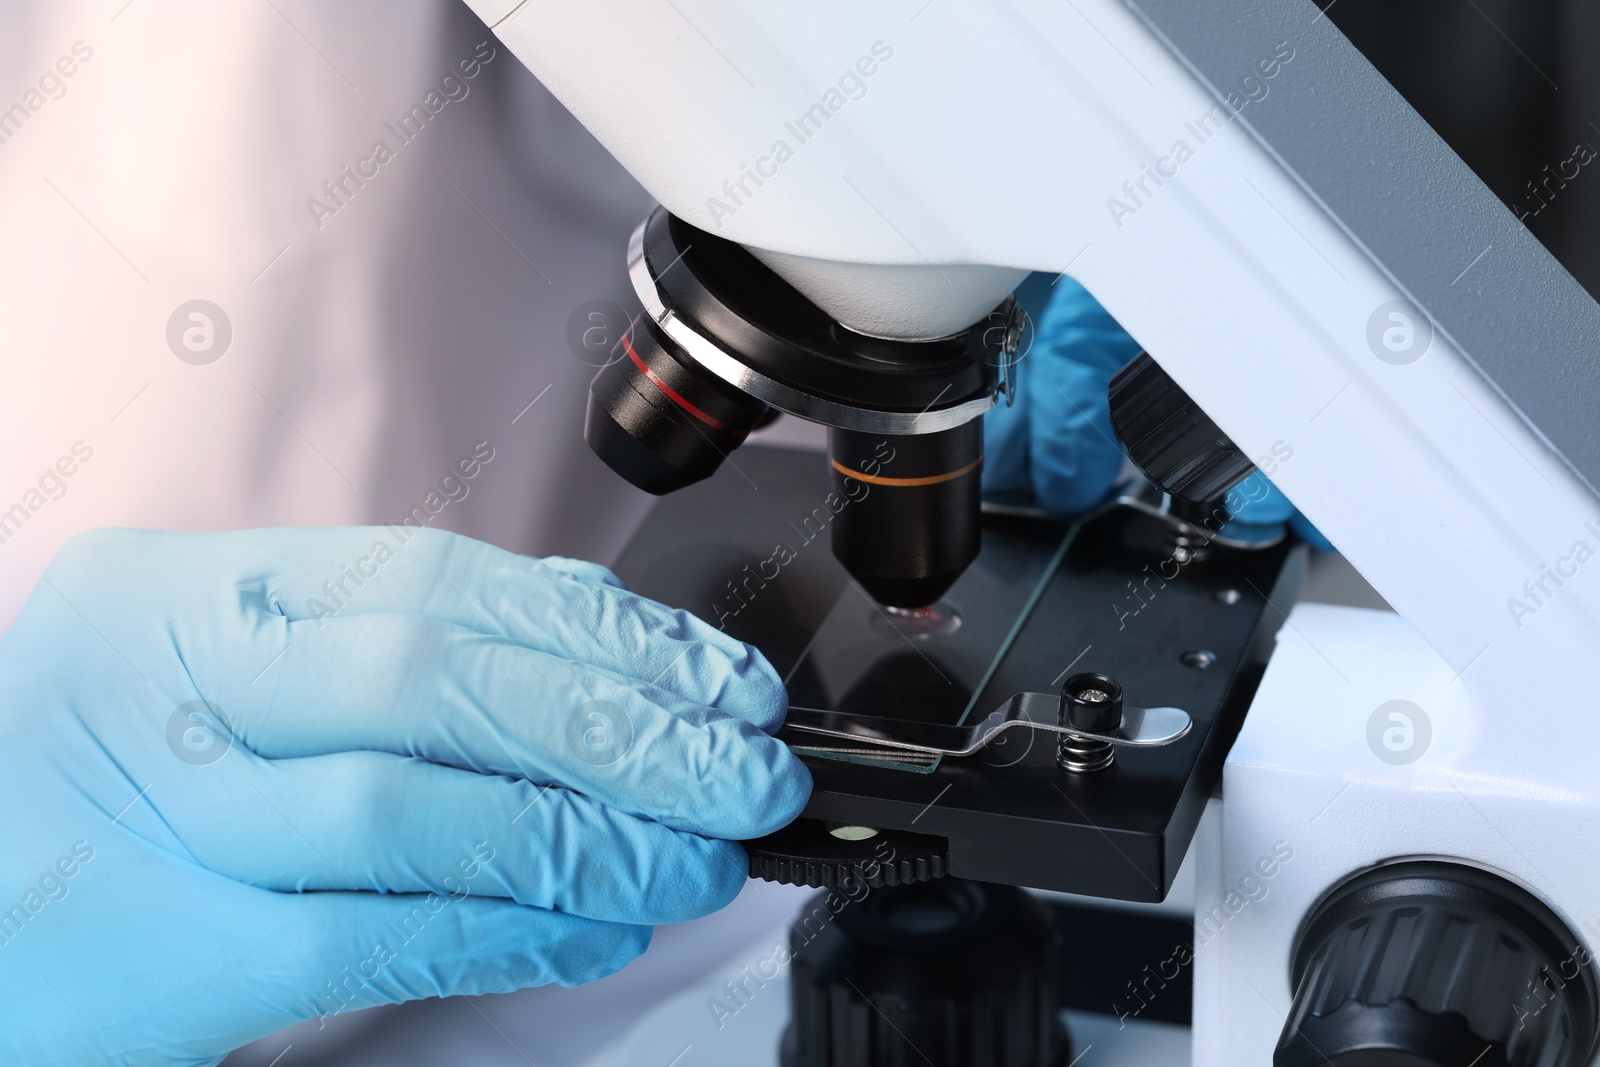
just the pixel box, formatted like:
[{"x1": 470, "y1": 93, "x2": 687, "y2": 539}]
[
  {"x1": 982, "y1": 277, "x2": 1137, "y2": 516},
  {"x1": 984, "y1": 276, "x2": 1331, "y2": 549},
  {"x1": 0, "y1": 526, "x2": 810, "y2": 1067}
]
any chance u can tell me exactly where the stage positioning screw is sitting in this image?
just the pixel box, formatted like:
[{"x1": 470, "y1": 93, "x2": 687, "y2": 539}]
[{"x1": 1058, "y1": 672, "x2": 1123, "y2": 773}]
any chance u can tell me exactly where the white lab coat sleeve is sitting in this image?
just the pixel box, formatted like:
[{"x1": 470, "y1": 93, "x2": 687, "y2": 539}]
[{"x1": 0, "y1": 0, "x2": 657, "y2": 633}]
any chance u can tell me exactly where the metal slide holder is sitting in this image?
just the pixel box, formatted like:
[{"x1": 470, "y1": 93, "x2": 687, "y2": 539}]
[{"x1": 781, "y1": 680, "x2": 1191, "y2": 770}]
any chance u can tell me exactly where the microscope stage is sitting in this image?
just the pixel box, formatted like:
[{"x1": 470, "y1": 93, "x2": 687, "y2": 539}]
[{"x1": 614, "y1": 445, "x2": 1305, "y2": 902}]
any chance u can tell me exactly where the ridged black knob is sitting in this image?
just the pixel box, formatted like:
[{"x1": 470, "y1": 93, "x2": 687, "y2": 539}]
[
  {"x1": 781, "y1": 879, "x2": 1070, "y2": 1067},
  {"x1": 1107, "y1": 351, "x2": 1254, "y2": 502},
  {"x1": 1278, "y1": 862, "x2": 1599, "y2": 1067},
  {"x1": 747, "y1": 820, "x2": 949, "y2": 890}
]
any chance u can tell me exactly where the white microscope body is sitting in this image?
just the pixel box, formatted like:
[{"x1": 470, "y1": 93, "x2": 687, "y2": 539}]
[{"x1": 466, "y1": 1, "x2": 1600, "y2": 1061}]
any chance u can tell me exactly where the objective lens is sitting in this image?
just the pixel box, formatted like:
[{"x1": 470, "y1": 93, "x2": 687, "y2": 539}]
[
  {"x1": 828, "y1": 422, "x2": 983, "y2": 609},
  {"x1": 583, "y1": 315, "x2": 769, "y2": 495}
]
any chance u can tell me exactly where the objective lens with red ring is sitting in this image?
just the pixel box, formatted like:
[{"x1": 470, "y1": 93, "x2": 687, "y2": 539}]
[
  {"x1": 583, "y1": 314, "x2": 771, "y2": 495},
  {"x1": 585, "y1": 207, "x2": 1006, "y2": 606}
]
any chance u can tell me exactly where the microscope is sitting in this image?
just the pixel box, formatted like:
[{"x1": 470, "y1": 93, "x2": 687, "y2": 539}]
[{"x1": 468, "y1": 1, "x2": 1600, "y2": 1063}]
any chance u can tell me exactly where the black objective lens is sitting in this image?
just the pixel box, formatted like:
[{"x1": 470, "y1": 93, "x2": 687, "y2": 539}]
[
  {"x1": 828, "y1": 421, "x2": 983, "y2": 609},
  {"x1": 583, "y1": 315, "x2": 769, "y2": 495}
]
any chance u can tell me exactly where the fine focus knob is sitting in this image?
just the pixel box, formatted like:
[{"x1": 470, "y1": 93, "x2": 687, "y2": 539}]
[
  {"x1": 782, "y1": 879, "x2": 1070, "y2": 1067},
  {"x1": 1278, "y1": 861, "x2": 1599, "y2": 1067},
  {"x1": 1107, "y1": 351, "x2": 1255, "y2": 502}
]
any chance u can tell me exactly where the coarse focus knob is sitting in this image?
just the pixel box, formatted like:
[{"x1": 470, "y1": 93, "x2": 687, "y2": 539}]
[
  {"x1": 1107, "y1": 351, "x2": 1255, "y2": 502},
  {"x1": 781, "y1": 879, "x2": 1070, "y2": 1067},
  {"x1": 1277, "y1": 861, "x2": 1599, "y2": 1067}
]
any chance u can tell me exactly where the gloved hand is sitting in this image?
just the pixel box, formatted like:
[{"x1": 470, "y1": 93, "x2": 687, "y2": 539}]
[
  {"x1": 0, "y1": 526, "x2": 809, "y2": 1067},
  {"x1": 983, "y1": 277, "x2": 1331, "y2": 549}
]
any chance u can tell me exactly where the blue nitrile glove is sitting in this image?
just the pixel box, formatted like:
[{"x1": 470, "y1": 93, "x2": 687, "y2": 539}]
[
  {"x1": 1218, "y1": 470, "x2": 1335, "y2": 551},
  {"x1": 0, "y1": 526, "x2": 809, "y2": 1067},
  {"x1": 984, "y1": 277, "x2": 1331, "y2": 549},
  {"x1": 983, "y1": 277, "x2": 1137, "y2": 516}
]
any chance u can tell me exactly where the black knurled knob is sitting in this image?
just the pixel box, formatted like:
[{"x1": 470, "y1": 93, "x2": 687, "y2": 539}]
[
  {"x1": 1277, "y1": 862, "x2": 1599, "y2": 1067},
  {"x1": 747, "y1": 820, "x2": 950, "y2": 890},
  {"x1": 781, "y1": 879, "x2": 1071, "y2": 1067},
  {"x1": 1107, "y1": 351, "x2": 1255, "y2": 502}
]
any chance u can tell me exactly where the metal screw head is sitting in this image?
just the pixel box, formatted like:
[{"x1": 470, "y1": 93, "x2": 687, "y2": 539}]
[
  {"x1": 1060, "y1": 672, "x2": 1124, "y2": 733},
  {"x1": 1058, "y1": 673, "x2": 1124, "y2": 774},
  {"x1": 995, "y1": 301, "x2": 1026, "y2": 358},
  {"x1": 984, "y1": 297, "x2": 1029, "y2": 407}
]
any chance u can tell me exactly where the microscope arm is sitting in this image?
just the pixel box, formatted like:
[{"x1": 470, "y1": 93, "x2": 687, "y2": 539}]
[{"x1": 464, "y1": 0, "x2": 1600, "y2": 746}]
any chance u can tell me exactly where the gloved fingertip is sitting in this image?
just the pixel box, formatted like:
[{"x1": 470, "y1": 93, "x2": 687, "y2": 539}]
[
  {"x1": 1290, "y1": 513, "x2": 1336, "y2": 553},
  {"x1": 606, "y1": 923, "x2": 652, "y2": 975},
  {"x1": 739, "y1": 737, "x2": 814, "y2": 839},
  {"x1": 1224, "y1": 473, "x2": 1294, "y2": 525},
  {"x1": 697, "y1": 840, "x2": 756, "y2": 915},
  {"x1": 614, "y1": 837, "x2": 752, "y2": 925},
  {"x1": 559, "y1": 923, "x2": 651, "y2": 987},
  {"x1": 675, "y1": 721, "x2": 812, "y2": 840},
  {"x1": 739, "y1": 651, "x2": 789, "y2": 733},
  {"x1": 686, "y1": 639, "x2": 789, "y2": 731}
]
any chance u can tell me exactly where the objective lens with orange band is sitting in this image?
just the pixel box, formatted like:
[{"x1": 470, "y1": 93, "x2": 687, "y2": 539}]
[
  {"x1": 829, "y1": 454, "x2": 984, "y2": 488},
  {"x1": 828, "y1": 422, "x2": 984, "y2": 609},
  {"x1": 583, "y1": 207, "x2": 1005, "y2": 609}
]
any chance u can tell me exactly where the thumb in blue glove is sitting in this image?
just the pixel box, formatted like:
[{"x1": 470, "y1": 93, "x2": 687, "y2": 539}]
[
  {"x1": 1221, "y1": 470, "x2": 1335, "y2": 551},
  {"x1": 0, "y1": 526, "x2": 810, "y2": 1067}
]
